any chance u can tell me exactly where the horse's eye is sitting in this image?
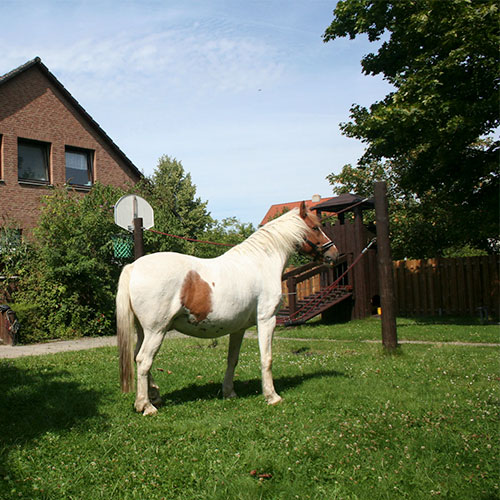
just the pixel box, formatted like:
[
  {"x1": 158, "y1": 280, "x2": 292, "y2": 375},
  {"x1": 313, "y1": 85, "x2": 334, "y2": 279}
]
[{"x1": 313, "y1": 227, "x2": 320, "y2": 231}]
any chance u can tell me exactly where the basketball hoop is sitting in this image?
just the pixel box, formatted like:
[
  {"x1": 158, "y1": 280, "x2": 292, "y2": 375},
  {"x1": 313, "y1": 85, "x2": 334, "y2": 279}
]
[{"x1": 111, "y1": 233, "x2": 133, "y2": 259}]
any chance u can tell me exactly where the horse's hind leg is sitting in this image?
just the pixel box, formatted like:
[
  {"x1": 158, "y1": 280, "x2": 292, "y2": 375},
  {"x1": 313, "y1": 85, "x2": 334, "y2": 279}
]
[
  {"x1": 135, "y1": 329, "x2": 165, "y2": 416},
  {"x1": 134, "y1": 319, "x2": 144, "y2": 361},
  {"x1": 133, "y1": 322, "x2": 161, "y2": 405},
  {"x1": 222, "y1": 329, "x2": 245, "y2": 399}
]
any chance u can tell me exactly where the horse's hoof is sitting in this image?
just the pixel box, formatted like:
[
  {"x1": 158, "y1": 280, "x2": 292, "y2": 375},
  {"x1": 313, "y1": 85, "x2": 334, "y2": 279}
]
[
  {"x1": 223, "y1": 390, "x2": 238, "y2": 399},
  {"x1": 142, "y1": 403, "x2": 158, "y2": 416},
  {"x1": 134, "y1": 401, "x2": 146, "y2": 413},
  {"x1": 267, "y1": 395, "x2": 283, "y2": 405}
]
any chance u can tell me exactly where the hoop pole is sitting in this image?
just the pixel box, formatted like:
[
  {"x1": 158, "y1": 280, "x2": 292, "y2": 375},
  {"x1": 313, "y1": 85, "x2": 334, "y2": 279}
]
[
  {"x1": 374, "y1": 181, "x2": 398, "y2": 351},
  {"x1": 134, "y1": 217, "x2": 144, "y2": 260}
]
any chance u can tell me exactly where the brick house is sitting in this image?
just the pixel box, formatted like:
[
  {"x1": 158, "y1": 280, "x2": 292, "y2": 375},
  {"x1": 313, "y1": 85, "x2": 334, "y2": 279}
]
[{"x1": 0, "y1": 57, "x2": 142, "y2": 232}]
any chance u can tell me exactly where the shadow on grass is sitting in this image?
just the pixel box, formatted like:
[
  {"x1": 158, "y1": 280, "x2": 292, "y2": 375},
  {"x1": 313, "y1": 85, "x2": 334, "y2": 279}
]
[
  {"x1": 0, "y1": 362, "x2": 104, "y2": 498},
  {"x1": 162, "y1": 369, "x2": 347, "y2": 405},
  {"x1": 0, "y1": 363, "x2": 103, "y2": 449}
]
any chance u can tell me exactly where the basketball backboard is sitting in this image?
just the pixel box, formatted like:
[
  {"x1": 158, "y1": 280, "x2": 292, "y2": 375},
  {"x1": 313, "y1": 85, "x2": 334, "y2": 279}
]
[{"x1": 114, "y1": 194, "x2": 154, "y2": 232}]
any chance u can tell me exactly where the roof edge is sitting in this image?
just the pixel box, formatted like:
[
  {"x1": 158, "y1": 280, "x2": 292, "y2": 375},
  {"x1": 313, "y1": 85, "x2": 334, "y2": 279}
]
[
  {"x1": 0, "y1": 57, "x2": 143, "y2": 181},
  {"x1": 0, "y1": 56, "x2": 42, "y2": 85}
]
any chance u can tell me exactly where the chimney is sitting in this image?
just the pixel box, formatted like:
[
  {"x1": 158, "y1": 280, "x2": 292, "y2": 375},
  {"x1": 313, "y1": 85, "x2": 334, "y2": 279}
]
[{"x1": 311, "y1": 194, "x2": 321, "y2": 203}]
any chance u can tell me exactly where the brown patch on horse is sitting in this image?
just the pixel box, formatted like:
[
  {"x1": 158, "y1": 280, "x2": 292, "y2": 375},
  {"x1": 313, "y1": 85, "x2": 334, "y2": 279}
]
[{"x1": 180, "y1": 270, "x2": 213, "y2": 322}]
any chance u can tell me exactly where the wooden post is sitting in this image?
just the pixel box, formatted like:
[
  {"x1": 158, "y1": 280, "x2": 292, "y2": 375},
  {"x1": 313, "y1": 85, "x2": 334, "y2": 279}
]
[
  {"x1": 287, "y1": 276, "x2": 297, "y2": 318},
  {"x1": 352, "y1": 206, "x2": 370, "y2": 319},
  {"x1": 134, "y1": 217, "x2": 144, "y2": 260},
  {"x1": 374, "y1": 181, "x2": 398, "y2": 351}
]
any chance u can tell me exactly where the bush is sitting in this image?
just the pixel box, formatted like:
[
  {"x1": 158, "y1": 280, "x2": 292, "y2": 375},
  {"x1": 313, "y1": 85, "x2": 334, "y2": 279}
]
[{"x1": 9, "y1": 184, "x2": 128, "y2": 342}]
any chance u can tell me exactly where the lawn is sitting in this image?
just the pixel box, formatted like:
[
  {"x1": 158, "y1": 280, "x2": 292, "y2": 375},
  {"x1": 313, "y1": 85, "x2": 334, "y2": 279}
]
[
  {"x1": 0, "y1": 319, "x2": 498, "y2": 499},
  {"x1": 276, "y1": 316, "x2": 500, "y2": 344}
]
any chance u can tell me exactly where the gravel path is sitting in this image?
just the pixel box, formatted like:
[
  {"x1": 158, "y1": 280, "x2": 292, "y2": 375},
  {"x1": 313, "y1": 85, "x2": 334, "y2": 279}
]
[
  {"x1": 0, "y1": 330, "x2": 193, "y2": 359},
  {"x1": 0, "y1": 331, "x2": 497, "y2": 359},
  {"x1": 0, "y1": 336, "x2": 118, "y2": 359}
]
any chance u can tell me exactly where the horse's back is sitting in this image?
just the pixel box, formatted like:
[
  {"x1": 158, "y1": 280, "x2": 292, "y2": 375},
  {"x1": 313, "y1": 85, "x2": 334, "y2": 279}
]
[{"x1": 130, "y1": 252, "x2": 205, "y2": 286}]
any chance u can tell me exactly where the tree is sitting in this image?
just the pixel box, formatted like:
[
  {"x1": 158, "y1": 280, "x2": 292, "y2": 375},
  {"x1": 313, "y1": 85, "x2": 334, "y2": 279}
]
[
  {"x1": 200, "y1": 217, "x2": 256, "y2": 258},
  {"x1": 136, "y1": 156, "x2": 214, "y2": 256},
  {"x1": 327, "y1": 162, "x2": 488, "y2": 259},
  {"x1": 324, "y1": 0, "x2": 499, "y2": 252}
]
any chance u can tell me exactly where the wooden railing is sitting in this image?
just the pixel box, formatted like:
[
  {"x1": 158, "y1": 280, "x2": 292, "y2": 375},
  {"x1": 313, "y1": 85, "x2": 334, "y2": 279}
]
[{"x1": 281, "y1": 255, "x2": 350, "y2": 315}]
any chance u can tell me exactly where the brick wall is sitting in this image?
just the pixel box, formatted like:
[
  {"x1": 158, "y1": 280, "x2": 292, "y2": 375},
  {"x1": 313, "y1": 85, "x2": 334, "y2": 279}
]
[{"x1": 0, "y1": 64, "x2": 141, "y2": 231}]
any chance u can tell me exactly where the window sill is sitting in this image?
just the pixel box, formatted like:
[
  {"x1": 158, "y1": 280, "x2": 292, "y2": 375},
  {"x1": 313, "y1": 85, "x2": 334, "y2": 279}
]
[
  {"x1": 66, "y1": 184, "x2": 92, "y2": 192},
  {"x1": 18, "y1": 180, "x2": 53, "y2": 188}
]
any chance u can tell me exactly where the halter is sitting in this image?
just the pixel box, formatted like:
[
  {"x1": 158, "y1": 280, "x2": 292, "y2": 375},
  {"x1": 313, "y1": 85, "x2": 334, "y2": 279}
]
[{"x1": 302, "y1": 238, "x2": 335, "y2": 259}]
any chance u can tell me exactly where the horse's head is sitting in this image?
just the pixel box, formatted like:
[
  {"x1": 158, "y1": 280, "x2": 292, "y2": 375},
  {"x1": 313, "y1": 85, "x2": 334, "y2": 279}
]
[{"x1": 298, "y1": 202, "x2": 339, "y2": 262}]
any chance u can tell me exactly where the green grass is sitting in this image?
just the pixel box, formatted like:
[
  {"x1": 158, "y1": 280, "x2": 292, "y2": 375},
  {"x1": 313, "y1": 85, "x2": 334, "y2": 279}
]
[
  {"x1": 0, "y1": 322, "x2": 498, "y2": 499},
  {"x1": 277, "y1": 316, "x2": 500, "y2": 344}
]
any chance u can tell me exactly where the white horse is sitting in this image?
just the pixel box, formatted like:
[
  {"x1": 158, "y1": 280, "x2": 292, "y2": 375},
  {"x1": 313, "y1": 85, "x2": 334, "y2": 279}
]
[{"x1": 117, "y1": 203, "x2": 338, "y2": 415}]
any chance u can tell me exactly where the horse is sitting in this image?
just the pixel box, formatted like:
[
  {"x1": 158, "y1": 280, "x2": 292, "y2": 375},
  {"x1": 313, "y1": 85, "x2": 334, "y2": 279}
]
[{"x1": 117, "y1": 202, "x2": 339, "y2": 415}]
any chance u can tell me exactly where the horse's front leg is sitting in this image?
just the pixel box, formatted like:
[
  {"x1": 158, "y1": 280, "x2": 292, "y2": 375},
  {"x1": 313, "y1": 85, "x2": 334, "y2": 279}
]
[
  {"x1": 222, "y1": 329, "x2": 245, "y2": 398},
  {"x1": 257, "y1": 316, "x2": 282, "y2": 405}
]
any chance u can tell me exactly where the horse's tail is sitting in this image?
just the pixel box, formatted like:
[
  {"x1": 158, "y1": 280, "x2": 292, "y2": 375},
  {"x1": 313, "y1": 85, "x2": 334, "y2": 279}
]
[{"x1": 117, "y1": 263, "x2": 135, "y2": 393}]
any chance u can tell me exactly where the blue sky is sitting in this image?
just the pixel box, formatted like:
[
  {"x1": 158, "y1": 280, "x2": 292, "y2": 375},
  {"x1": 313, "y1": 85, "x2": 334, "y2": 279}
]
[{"x1": 1, "y1": 0, "x2": 391, "y2": 226}]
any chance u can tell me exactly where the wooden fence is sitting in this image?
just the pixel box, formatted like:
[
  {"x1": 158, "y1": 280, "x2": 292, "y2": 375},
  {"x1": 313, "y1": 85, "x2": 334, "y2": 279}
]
[
  {"x1": 393, "y1": 256, "x2": 499, "y2": 318},
  {"x1": 281, "y1": 255, "x2": 499, "y2": 319}
]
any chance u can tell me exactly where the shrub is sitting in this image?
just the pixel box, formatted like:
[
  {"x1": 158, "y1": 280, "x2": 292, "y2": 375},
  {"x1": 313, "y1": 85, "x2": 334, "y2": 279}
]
[{"x1": 10, "y1": 184, "x2": 128, "y2": 342}]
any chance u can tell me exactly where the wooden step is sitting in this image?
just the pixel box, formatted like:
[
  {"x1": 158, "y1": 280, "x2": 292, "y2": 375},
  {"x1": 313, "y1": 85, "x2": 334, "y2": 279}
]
[{"x1": 277, "y1": 285, "x2": 353, "y2": 325}]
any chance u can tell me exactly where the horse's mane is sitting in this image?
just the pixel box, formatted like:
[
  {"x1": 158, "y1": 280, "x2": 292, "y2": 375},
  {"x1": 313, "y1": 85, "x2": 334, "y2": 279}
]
[{"x1": 226, "y1": 208, "x2": 309, "y2": 259}]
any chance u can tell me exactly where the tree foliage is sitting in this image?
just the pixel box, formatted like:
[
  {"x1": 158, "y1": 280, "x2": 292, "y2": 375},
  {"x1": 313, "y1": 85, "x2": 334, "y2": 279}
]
[
  {"x1": 200, "y1": 217, "x2": 256, "y2": 258},
  {"x1": 8, "y1": 184, "x2": 125, "y2": 342},
  {"x1": 324, "y1": 0, "x2": 499, "y2": 253},
  {"x1": 328, "y1": 162, "x2": 490, "y2": 259},
  {"x1": 136, "y1": 155, "x2": 214, "y2": 256}
]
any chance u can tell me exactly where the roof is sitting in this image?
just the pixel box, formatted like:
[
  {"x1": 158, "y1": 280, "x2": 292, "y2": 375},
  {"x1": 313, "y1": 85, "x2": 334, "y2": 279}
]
[
  {"x1": 312, "y1": 193, "x2": 374, "y2": 213},
  {"x1": 0, "y1": 57, "x2": 142, "y2": 181},
  {"x1": 260, "y1": 196, "x2": 331, "y2": 226}
]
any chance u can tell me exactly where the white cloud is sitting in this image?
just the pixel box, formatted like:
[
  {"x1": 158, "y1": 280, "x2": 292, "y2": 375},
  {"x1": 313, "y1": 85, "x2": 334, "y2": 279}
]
[{"x1": 17, "y1": 23, "x2": 283, "y2": 103}]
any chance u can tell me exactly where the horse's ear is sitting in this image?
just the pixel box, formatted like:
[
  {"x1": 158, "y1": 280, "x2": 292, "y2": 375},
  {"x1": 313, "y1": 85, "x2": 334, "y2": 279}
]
[{"x1": 299, "y1": 201, "x2": 307, "y2": 218}]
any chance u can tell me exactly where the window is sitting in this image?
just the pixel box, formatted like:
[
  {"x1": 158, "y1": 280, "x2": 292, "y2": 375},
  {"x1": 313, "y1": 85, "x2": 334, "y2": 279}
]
[
  {"x1": 18, "y1": 139, "x2": 50, "y2": 183},
  {"x1": 65, "y1": 147, "x2": 93, "y2": 186}
]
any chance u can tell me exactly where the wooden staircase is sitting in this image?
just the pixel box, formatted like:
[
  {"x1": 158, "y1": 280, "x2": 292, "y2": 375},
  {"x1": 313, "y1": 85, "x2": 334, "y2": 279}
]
[
  {"x1": 277, "y1": 257, "x2": 353, "y2": 326},
  {"x1": 277, "y1": 285, "x2": 353, "y2": 325}
]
